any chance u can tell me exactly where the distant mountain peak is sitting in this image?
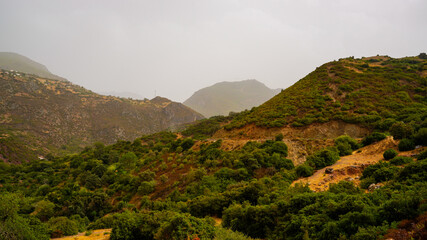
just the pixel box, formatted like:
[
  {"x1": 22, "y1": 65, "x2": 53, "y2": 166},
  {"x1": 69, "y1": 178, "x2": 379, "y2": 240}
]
[{"x1": 183, "y1": 79, "x2": 281, "y2": 118}]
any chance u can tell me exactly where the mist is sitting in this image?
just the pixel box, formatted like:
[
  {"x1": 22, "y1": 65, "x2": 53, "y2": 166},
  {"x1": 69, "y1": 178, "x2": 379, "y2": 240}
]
[{"x1": 0, "y1": 0, "x2": 426, "y2": 101}]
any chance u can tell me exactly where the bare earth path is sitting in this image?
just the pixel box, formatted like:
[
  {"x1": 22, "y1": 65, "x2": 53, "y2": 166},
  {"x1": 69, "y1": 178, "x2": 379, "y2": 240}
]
[
  {"x1": 51, "y1": 229, "x2": 111, "y2": 240},
  {"x1": 293, "y1": 137, "x2": 424, "y2": 191}
]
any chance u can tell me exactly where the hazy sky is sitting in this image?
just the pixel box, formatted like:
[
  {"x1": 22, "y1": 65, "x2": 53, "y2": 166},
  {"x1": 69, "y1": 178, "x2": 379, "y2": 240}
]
[{"x1": 0, "y1": 0, "x2": 426, "y2": 102}]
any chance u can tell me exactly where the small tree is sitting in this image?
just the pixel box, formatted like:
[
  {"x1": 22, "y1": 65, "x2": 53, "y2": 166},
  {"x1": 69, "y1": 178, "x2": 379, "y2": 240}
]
[
  {"x1": 296, "y1": 164, "x2": 314, "y2": 177},
  {"x1": 390, "y1": 122, "x2": 413, "y2": 140},
  {"x1": 398, "y1": 139, "x2": 415, "y2": 151},
  {"x1": 383, "y1": 149, "x2": 398, "y2": 160}
]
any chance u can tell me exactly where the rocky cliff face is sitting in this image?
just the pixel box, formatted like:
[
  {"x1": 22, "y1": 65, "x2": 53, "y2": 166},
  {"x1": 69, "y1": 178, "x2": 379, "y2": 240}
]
[{"x1": 0, "y1": 69, "x2": 203, "y2": 162}]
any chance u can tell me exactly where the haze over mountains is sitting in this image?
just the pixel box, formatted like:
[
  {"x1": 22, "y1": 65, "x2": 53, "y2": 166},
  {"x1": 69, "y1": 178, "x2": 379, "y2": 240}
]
[
  {"x1": 184, "y1": 79, "x2": 281, "y2": 118},
  {"x1": 0, "y1": 52, "x2": 67, "y2": 82},
  {"x1": 0, "y1": 54, "x2": 203, "y2": 163}
]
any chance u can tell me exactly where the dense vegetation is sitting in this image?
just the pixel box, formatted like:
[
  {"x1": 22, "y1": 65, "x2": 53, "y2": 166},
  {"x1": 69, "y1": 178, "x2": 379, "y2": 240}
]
[
  {"x1": 1, "y1": 129, "x2": 426, "y2": 239},
  {"x1": 225, "y1": 56, "x2": 427, "y2": 130},
  {"x1": 181, "y1": 115, "x2": 233, "y2": 139}
]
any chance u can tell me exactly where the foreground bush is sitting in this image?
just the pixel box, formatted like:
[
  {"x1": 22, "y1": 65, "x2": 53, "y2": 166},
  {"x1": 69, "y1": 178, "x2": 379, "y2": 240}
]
[
  {"x1": 398, "y1": 138, "x2": 415, "y2": 151},
  {"x1": 383, "y1": 149, "x2": 398, "y2": 160},
  {"x1": 362, "y1": 132, "x2": 387, "y2": 146},
  {"x1": 48, "y1": 217, "x2": 78, "y2": 237}
]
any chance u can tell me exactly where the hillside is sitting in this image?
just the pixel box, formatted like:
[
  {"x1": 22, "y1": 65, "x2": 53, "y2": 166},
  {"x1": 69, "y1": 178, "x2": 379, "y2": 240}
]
[
  {"x1": 0, "y1": 52, "x2": 67, "y2": 81},
  {"x1": 0, "y1": 69, "x2": 203, "y2": 163},
  {"x1": 226, "y1": 55, "x2": 427, "y2": 130},
  {"x1": 184, "y1": 79, "x2": 281, "y2": 118}
]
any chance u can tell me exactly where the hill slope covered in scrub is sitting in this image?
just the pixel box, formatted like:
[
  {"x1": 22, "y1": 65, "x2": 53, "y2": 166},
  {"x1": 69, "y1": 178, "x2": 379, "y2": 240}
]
[
  {"x1": 184, "y1": 79, "x2": 281, "y2": 118},
  {"x1": 1, "y1": 130, "x2": 426, "y2": 239},
  {"x1": 226, "y1": 55, "x2": 427, "y2": 129},
  {"x1": 0, "y1": 69, "x2": 203, "y2": 163}
]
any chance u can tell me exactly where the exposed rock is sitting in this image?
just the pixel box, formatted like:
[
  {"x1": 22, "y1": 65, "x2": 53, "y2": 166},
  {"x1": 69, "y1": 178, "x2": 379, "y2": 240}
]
[{"x1": 368, "y1": 183, "x2": 382, "y2": 192}]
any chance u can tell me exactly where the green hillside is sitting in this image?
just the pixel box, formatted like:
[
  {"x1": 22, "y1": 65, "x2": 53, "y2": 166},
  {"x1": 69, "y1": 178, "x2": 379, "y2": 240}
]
[
  {"x1": 0, "y1": 69, "x2": 203, "y2": 163},
  {"x1": 226, "y1": 55, "x2": 427, "y2": 129},
  {"x1": 184, "y1": 79, "x2": 281, "y2": 118},
  {"x1": 0, "y1": 130, "x2": 426, "y2": 239},
  {"x1": 0, "y1": 52, "x2": 67, "y2": 81}
]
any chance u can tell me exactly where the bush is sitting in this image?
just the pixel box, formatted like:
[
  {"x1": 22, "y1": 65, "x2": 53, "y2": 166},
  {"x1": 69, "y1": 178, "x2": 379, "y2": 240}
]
[
  {"x1": 362, "y1": 132, "x2": 387, "y2": 146},
  {"x1": 296, "y1": 164, "x2": 314, "y2": 177},
  {"x1": 275, "y1": 133, "x2": 284, "y2": 142},
  {"x1": 336, "y1": 142, "x2": 353, "y2": 156},
  {"x1": 214, "y1": 227, "x2": 254, "y2": 240},
  {"x1": 413, "y1": 128, "x2": 427, "y2": 146},
  {"x1": 398, "y1": 138, "x2": 415, "y2": 151},
  {"x1": 417, "y1": 149, "x2": 427, "y2": 160},
  {"x1": 138, "y1": 181, "x2": 156, "y2": 195},
  {"x1": 306, "y1": 148, "x2": 340, "y2": 169},
  {"x1": 383, "y1": 149, "x2": 398, "y2": 160},
  {"x1": 390, "y1": 156, "x2": 413, "y2": 166},
  {"x1": 390, "y1": 122, "x2": 413, "y2": 140},
  {"x1": 329, "y1": 181, "x2": 361, "y2": 194},
  {"x1": 155, "y1": 213, "x2": 216, "y2": 240},
  {"x1": 48, "y1": 217, "x2": 78, "y2": 237},
  {"x1": 335, "y1": 135, "x2": 359, "y2": 150},
  {"x1": 270, "y1": 153, "x2": 294, "y2": 170}
]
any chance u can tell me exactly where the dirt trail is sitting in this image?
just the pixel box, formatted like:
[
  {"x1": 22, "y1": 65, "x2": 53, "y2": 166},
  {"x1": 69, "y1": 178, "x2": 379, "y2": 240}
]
[
  {"x1": 293, "y1": 137, "x2": 424, "y2": 191},
  {"x1": 52, "y1": 229, "x2": 111, "y2": 240}
]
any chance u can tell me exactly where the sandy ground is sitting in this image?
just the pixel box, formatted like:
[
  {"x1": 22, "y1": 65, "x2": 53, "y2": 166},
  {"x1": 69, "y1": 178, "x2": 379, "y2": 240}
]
[
  {"x1": 293, "y1": 137, "x2": 425, "y2": 191},
  {"x1": 52, "y1": 229, "x2": 111, "y2": 240}
]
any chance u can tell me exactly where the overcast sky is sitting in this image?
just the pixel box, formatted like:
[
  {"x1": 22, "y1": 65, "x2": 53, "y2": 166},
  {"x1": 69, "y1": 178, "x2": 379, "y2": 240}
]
[{"x1": 0, "y1": 0, "x2": 426, "y2": 102}]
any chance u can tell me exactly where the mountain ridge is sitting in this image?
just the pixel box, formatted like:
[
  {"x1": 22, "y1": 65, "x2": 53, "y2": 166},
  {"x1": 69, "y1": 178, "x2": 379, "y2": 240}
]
[
  {"x1": 0, "y1": 68, "x2": 203, "y2": 163},
  {"x1": 0, "y1": 52, "x2": 67, "y2": 81}
]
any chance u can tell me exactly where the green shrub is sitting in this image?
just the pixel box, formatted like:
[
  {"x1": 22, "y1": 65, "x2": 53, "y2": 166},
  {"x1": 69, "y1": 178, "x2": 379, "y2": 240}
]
[
  {"x1": 48, "y1": 217, "x2": 78, "y2": 237},
  {"x1": 336, "y1": 142, "x2": 353, "y2": 156},
  {"x1": 360, "y1": 177, "x2": 376, "y2": 189},
  {"x1": 296, "y1": 164, "x2": 314, "y2": 177},
  {"x1": 329, "y1": 181, "x2": 361, "y2": 194},
  {"x1": 270, "y1": 153, "x2": 294, "y2": 170},
  {"x1": 138, "y1": 181, "x2": 156, "y2": 195},
  {"x1": 155, "y1": 213, "x2": 215, "y2": 240},
  {"x1": 88, "y1": 215, "x2": 115, "y2": 229},
  {"x1": 362, "y1": 132, "x2": 387, "y2": 146},
  {"x1": 398, "y1": 138, "x2": 415, "y2": 151},
  {"x1": 390, "y1": 122, "x2": 413, "y2": 140},
  {"x1": 417, "y1": 149, "x2": 427, "y2": 160},
  {"x1": 335, "y1": 135, "x2": 359, "y2": 150},
  {"x1": 306, "y1": 148, "x2": 340, "y2": 169},
  {"x1": 383, "y1": 149, "x2": 398, "y2": 160},
  {"x1": 413, "y1": 128, "x2": 427, "y2": 145},
  {"x1": 390, "y1": 156, "x2": 413, "y2": 165},
  {"x1": 275, "y1": 133, "x2": 284, "y2": 142},
  {"x1": 214, "y1": 227, "x2": 254, "y2": 240}
]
